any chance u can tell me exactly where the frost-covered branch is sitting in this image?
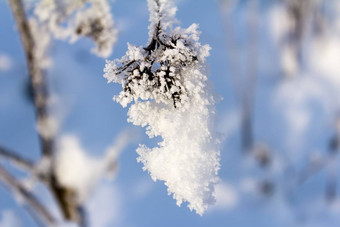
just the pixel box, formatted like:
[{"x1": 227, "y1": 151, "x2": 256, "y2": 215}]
[
  {"x1": 31, "y1": 0, "x2": 117, "y2": 57},
  {"x1": 7, "y1": 0, "x2": 122, "y2": 225},
  {"x1": 0, "y1": 140, "x2": 83, "y2": 223},
  {"x1": 0, "y1": 164, "x2": 55, "y2": 225},
  {"x1": 9, "y1": 0, "x2": 53, "y2": 157},
  {"x1": 9, "y1": 0, "x2": 87, "y2": 223},
  {"x1": 104, "y1": 0, "x2": 203, "y2": 108},
  {"x1": 104, "y1": 0, "x2": 220, "y2": 215}
]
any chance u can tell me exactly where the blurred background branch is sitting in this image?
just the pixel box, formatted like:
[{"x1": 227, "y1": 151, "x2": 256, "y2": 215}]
[
  {"x1": 0, "y1": 164, "x2": 55, "y2": 225},
  {"x1": 2, "y1": 0, "x2": 340, "y2": 226}
]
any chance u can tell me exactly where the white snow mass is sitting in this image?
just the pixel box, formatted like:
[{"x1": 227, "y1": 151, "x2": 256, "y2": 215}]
[{"x1": 104, "y1": 0, "x2": 221, "y2": 215}]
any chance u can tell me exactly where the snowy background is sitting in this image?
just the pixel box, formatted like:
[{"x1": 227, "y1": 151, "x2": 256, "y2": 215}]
[{"x1": 1, "y1": 0, "x2": 340, "y2": 226}]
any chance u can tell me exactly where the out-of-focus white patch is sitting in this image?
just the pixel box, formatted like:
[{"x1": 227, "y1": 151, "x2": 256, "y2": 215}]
[
  {"x1": 104, "y1": 128, "x2": 139, "y2": 178},
  {"x1": 34, "y1": 155, "x2": 52, "y2": 180},
  {"x1": 269, "y1": 3, "x2": 293, "y2": 43},
  {"x1": 57, "y1": 222, "x2": 78, "y2": 227},
  {"x1": 105, "y1": 128, "x2": 138, "y2": 162},
  {"x1": 281, "y1": 46, "x2": 298, "y2": 76},
  {"x1": 86, "y1": 183, "x2": 122, "y2": 227},
  {"x1": 54, "y1": 135, "x2": 106, "y2": 202},
  {"x1": 115, "y1": 18, "x2": 133, "y2": 32},
  {"x1": 274, "y1": 76, "x2": 332, "y2": 157},
  {"x1": 132, "y1": 177, "x2": 154, "y2": 199},
  {"x1": 309, "y1": 36, "x2": 340, "y2": 86},
  {"x1": 210, "y1": 182, "x2": 238, "y2": 211},
  {"x1": 54, "y1": 131, "x2": 132, "y2": 203},
  {"x1": 332, "y1": 1, "x2": 340, "y2": 36},
  {"x1": 0, "y1": 54, "x2": 12, "y2": 72},
  {"x1": 269, "y1": 4, "x2": 298, "y2": 76},
  {"x1": 0, "y1": 210, "x2": 21, "y2": 227},
  {"x1": 216, "y1": 109, "x2": 240, "y2": 136},
  {"x1": 37, "y1": 116, "x2": 59, "y2": 139},
  {"x1": 240, "y1": 178, "x2": 257, "y2": 194},
  {"x1": 329, "y1": 199, "x2": 340, "y2": 215}
]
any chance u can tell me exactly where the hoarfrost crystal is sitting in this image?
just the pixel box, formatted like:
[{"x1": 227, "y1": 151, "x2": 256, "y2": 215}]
[
  {"x1": 31, "y1": 0, "x2": 117, "y2": 57},
  {"x1": 104, "y1": 0, "x2": 220, "y2": 215}
]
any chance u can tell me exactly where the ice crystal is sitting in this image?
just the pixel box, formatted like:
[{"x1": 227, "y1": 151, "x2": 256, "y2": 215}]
[{"x1": 104, "y1": 0, "x2": 220, "y2": 215}]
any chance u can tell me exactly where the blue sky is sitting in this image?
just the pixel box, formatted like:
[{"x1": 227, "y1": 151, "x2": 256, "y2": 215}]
[{"x1": 1, "y1": 0, "x2": 340, "y2": 226}]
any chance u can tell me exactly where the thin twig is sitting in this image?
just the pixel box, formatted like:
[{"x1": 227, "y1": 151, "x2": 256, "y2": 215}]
[
  {"x1": 219, "y1": 0, "x2": 259, "y2": 152},
  {"x1": 325, "y1": 167, "x2": 337, "y2": 202},
  {"x1": 9, "y1": 0, "x2": 53, "y2": 157},
  {"x1": 0, "y1": 164, "x2": 56, "y2": 225},
  {"x1": 218, "y1": 0, "x2": 243, "y2": 101},
  {"x1": 77, "y1": 206, "x2": 88, "y2": 227},
  {"x1": 297, "y1": 157, "x2": 326, "y2": 184},
  {"x1": 0, "y1": 145, "x2": 35, "y2": 172},
  {"x1": 296, "y1": 157, "x2": 336, "y2": 188},
  {"x1": 242, "y1": 0, "x2": 259, "y2": 152}
]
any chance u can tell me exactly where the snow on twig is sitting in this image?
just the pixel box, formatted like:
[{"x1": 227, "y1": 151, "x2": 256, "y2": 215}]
[{"x1": 104, "y1": 0, "x2": 221, "y2": 215}]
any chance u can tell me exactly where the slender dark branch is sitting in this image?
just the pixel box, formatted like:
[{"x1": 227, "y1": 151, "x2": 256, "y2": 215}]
[
  {"x1": 325, "y1": 135, "x2": 339, "y2": 202},
  {"x1": 325, "y1": 169, "x2": 337, "y2": 202},
  {"x1": 0, "y1": 146, "x2": 51, "y2": 187},
  {"x1": 144, "y1": 22, "x2": 174, "y2": 52},
  {"x1": 26, "y1": 208, "x2": 46, "y2": 227},
  {"x1": 115, "y1": 60, "x2": 136, "y2": 75},
  {"x1": 283, "y1": 0, "x2": 318, "y2": 74},
  {"x1": 297, "y1": 133, "x2": 340, "y2": 186},
  {"x1": 218, "y1": 0, "x2": 243, "y2": 102},
  {"x1": 218, "y1": 0, "x2": 258, "y2": 152},
  {"x1": 297, "y1": 157, "x2": 326, "y2": 184},
  {"x1": 9, "y1": 0, "x2": 53, "y2": 157},
  {"x1": 0, "y1": 164, "x2": 56, "y2": 225},
  {"x1": 9, "y1": 0, "x2": 84, "y2": 223},
  {"x1": 144, "y1": 38, "x2": 158, "y2": 52},
  {"x1": 49, "y1": 174, "x2": 81, "y2": 222},
  {"x1": 0, "y1": 145, "x2": 35, "y2": 172},
  {"x1": 296, "y1": 157, "x2": 334, "y2": 187},
  {"x1": 241, "y1": 0, "x2": 259, "y2": 152},
  {"x1": 77, "y1": 206, "x2": 88, "y2": 227},
  {"x1": 144, "y1": 1, "x2": 174, "y2": 52},
  {"x1": 241, "y1": 101, "x2": 253, "y2": 152}
]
